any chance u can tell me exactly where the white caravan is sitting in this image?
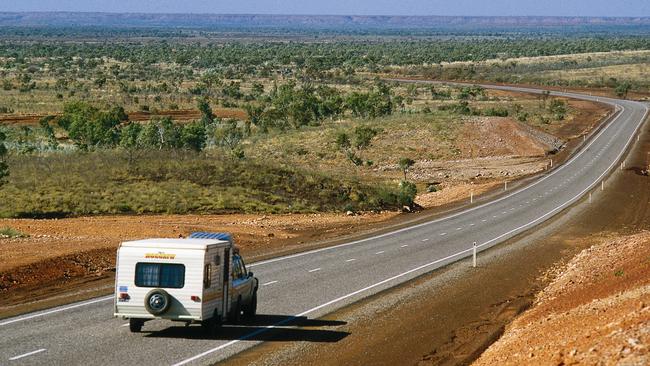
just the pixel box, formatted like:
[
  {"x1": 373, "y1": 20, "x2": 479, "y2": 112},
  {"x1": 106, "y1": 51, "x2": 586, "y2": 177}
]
[{"x1": 114, "y1": 232, "x2": 258, "y2": 334}]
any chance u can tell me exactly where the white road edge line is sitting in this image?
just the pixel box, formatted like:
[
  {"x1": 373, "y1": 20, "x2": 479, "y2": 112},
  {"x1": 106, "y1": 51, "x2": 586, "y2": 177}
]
[
  {"x1": 171, "y1": 100, "x2": 648, "y2": 366},
  {"x1": 249, "y1": 97, "x2": 626, "y2": 269},
  {"x1": 171, "y1": 247, "x2": 475, "y2": 366},
  {"x1": 1, "y1": 87, "x2": 642, "y2": 331},
  {"x1": 0, "y1": 296, "x2": 113, "y2": 327},
  {"x1": 9, "y1": 349, "x2": 46, "y2": 361},
  {"x1": 261, "y1": 281, "x2": 278, "y2": 286}
]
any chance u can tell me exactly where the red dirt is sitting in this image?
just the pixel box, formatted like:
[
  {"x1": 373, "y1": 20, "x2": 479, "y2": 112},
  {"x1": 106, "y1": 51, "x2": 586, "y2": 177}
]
[
  {"x1": 474, "y1": 232, "x2": 650, "y2": 366},
  {"x1": 458, "y1": 117, "x2": 550, "y2": 157}
]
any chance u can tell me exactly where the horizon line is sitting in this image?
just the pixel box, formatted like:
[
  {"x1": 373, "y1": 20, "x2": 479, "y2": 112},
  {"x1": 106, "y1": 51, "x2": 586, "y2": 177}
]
[{"x1": 1, "y1": 11, "x2": 649, "y2": 19}]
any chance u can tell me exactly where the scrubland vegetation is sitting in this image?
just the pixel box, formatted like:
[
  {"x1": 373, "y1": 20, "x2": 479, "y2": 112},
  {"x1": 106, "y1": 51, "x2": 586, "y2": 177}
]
[{"x1": 0, "y1": 25, "x2": 644, "y2": 217}]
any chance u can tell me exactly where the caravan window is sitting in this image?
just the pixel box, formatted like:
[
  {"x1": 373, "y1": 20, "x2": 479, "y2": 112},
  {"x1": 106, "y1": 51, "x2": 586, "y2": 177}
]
[
  {"x1": 203, "y1": 264, "x2": 211, "y2": 288},
  {"x1": 135, "y1": 263, "x2": 185, "y2": 288}
]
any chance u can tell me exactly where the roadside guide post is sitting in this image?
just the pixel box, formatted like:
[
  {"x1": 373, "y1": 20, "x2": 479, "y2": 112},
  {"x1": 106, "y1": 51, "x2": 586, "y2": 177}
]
[
  {"x1": 470, "y1": 191, "x2": 474, "y2": 204},
  {"x1": 472, "y1": 242, "x2": 477, "y2": 268}
]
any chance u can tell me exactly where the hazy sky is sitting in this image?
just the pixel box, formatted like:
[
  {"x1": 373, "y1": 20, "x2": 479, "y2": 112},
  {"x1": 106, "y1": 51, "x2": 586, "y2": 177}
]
[{"x1": 1, "y1": 0, "x2": 649, "y2": 17}]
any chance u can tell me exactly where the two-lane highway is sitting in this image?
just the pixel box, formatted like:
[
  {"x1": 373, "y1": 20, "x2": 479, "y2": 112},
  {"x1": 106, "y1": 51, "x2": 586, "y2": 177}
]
[{"x1": 1, "y1": 85, "x2": 647, "y2": 366}]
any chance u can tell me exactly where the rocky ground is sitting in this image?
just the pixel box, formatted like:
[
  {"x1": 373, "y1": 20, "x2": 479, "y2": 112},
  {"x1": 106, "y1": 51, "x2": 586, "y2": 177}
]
[{"x1": 474, "y1": 232, "x2": 650, "y2": 366}]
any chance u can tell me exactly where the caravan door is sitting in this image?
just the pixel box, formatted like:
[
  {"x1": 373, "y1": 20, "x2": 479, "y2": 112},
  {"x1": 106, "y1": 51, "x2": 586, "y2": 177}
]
[{"x1": 221, "y1": 247, "x2": 230, "y2": 321}]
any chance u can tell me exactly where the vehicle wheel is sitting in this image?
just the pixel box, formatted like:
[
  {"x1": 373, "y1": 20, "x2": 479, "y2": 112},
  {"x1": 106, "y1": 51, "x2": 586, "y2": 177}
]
[
  {"x1": 129, "y1": 318, "x2": 143, "y2": 333},
  {"x1": 228, "y1": 298, "x2": 242, "y2": 324},
  {"x1": 201, "y1": 312, "x2": 221, "y2": 337},
  {"x1": 144, "y1": 289, "x2": 171, "y2": 316},
  {"x1": 243, "y1": 291, "x2": 257, "y2": 320}
]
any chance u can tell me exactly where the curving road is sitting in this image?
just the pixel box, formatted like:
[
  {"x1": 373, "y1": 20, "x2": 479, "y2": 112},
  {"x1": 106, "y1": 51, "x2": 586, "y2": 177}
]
[{"x1": 0, "y1": 84, "x2": 647, "y2": 366}]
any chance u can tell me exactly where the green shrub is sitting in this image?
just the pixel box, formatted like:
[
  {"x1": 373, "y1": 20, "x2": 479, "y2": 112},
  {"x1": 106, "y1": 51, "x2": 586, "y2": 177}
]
[
  {"x1": 0, "y1": 227, "x2": 28, "y2": 238},
  {"x1": 0, "y1": 150, "x2": 405, "y2": 217},
  {"x1": 398, "y1": 180, "x2": 418, "y2": 208}
]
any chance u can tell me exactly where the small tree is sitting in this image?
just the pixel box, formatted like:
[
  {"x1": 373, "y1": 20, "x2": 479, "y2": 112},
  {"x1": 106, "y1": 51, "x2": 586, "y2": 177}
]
[
  {"x1": 615, "y1": 81, "x2": 632, "y2": 99},
  {"x1": 0, "y1": 130, "x2": 8, "y2": 186},
  {"x1": 39, "y1": 115, "x2": 59, "y2": 150},
  {"x1": 335, "y1": 132, "x2": 361, "y2": 166},
  {"x1": 335, "y1": 132, "x2": 351, "y2": 150},
  {"x1": 119, "y1": 122, "x2": 144, "y2": 165},
  {"x1": 353, "y1": 125, "x2": 379, "y2": 150},
  {"x1": 398, "y1": 180, "x2": 418, "y2": 209},
  {"x1": 214, "y1": 120, "x2": 244, "y2": 159},
  {"x1": 398, "y1": 157, "x2": 415, "y2": 180},
  {"x1": 335, "y1": 127, "x2": 380, "y2": 167},
  {"x1": 181, "y1": 121, "x2": 207, "y2": 152},
  {"x1": 197, "y1": 97, "x2": 213, "y2": 125},
  {"x1": 549, "y1": 99, "x2": 567, "y2": 120}
]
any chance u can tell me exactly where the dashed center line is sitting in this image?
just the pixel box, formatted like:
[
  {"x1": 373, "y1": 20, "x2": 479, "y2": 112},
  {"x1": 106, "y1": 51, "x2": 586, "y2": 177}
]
[
  {"x1": 456, "y1": 227, "x2": 462, "y2": 231},
  {"x1": 9, "y1": 349, "x2": 46, "y2": 361},
  {"x1": 261, "y1": 280, "x2": 278, "y2": 286},
  {"x1": 422, "y1": 238, "x2": 429, "y2": 242},
  {"x1": 308, "y1": 268, "x2": 321, "y2": 273},
  {"x1": 400, "y1": 244, "x2": 409, "y2": 248},
  {"x1": 375, "y1": 251, "x2": 385, "y2": 255},
  {"x1": 345, "y1": 258, "x2": 356, "y2": 262},
  {"x1": 440, "y1": 233, "x2": 447, "y2": 236}
]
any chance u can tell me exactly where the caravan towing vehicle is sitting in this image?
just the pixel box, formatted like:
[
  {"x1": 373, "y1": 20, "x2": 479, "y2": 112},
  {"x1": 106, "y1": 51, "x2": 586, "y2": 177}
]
[{"x1": 114, "y1": 232, "x2": 259, "y2": 334}]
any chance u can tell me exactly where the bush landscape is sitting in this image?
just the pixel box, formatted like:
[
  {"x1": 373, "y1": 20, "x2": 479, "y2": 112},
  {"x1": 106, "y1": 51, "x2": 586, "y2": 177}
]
[{"x1": 0, "y1": 19, "x2": 642, "y2": 218}]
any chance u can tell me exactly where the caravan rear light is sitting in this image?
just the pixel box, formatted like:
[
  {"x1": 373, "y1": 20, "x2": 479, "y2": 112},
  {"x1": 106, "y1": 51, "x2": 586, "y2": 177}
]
[
  {"x1": 191, "y1": 295, "x2": 200, "y2": 302},
  {"x1": 119, "y1": 293, "x2": 130, "y2": 300}
]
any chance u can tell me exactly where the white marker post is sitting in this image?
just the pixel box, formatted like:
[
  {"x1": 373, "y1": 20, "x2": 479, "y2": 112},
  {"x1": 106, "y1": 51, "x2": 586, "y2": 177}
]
[
  {"x1": 470, "y1": 191, "x2": 474, "y2": 204},
  {"x1": 589, "y1": 192, "x2": 592, "y2": 204},
  {"x1": 584, "y1": 135, "x2": 586, "y2": 142},
  {"x1": 504, "y1": 181, "x2": 508, "y2": 191},
  {"x1": 472, "y1": 242, "x2": 477, "y2": 268},
  {"x1": 550, "y1": 159, "x2": 553, "y2": 168},
  {"x1": 601, "y1": 181, "x2": 604, "y2": 191}
]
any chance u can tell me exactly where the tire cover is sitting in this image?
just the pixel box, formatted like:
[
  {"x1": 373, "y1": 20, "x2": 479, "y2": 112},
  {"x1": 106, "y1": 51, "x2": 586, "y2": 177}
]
[{"x1": 144, "y1": 289, "x2": 171, "y2": 315}]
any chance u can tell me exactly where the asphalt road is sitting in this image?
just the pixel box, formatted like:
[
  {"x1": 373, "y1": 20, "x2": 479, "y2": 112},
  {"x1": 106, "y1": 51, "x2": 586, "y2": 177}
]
[{"x1": 1, "y1": 84, "x2": 647, "y2": 366}]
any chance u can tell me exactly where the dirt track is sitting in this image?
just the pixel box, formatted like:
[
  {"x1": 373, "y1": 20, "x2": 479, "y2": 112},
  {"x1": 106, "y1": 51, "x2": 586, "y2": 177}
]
[{"x1": 0, "y1": 108, "x2": 247, "y2": 126}]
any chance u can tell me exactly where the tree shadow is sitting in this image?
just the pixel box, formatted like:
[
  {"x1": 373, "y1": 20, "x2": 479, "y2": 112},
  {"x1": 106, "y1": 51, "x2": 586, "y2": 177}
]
[{"x1": 143, "y1": 314, "x2": 349, "y2": 343}]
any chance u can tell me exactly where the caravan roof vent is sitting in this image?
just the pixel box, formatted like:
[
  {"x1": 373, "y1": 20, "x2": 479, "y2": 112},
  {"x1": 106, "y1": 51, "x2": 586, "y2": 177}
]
[{"x1": 189, "y1": 232, "x2": 232, "y2": 242}]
